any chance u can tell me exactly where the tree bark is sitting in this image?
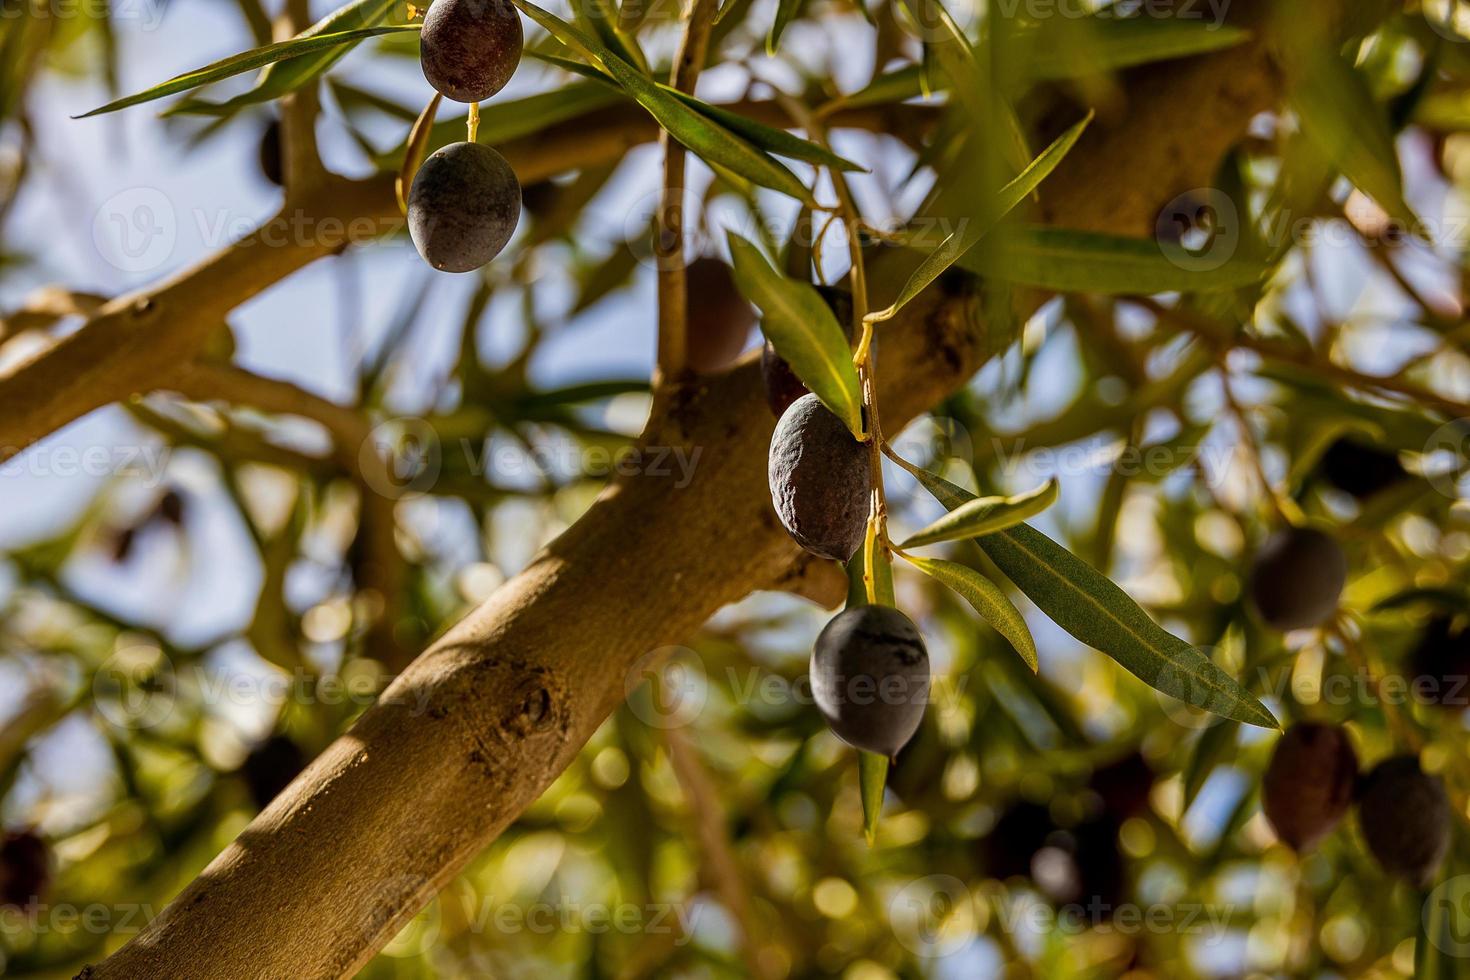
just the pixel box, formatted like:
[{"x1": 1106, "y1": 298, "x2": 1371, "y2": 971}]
[{"x1": 74, "y1": 17, "x2": 1287, "y2": 978}]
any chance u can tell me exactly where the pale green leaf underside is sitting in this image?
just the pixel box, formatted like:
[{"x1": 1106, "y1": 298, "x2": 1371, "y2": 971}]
[
  {"x1": 900, "y1": 478, "x2": 1058, "y2": 548},
  {"x1": 904, "y1": 555, "x2": 1038, "y2": 671},
  {"x1": 904, "y1": 466, "x2": 1277, "y2": 729}
]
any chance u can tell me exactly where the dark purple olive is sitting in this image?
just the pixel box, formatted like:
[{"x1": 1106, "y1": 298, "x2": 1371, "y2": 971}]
[
  {"x1": 769, "y1": 393, "x2": 871, "y2": 562},
  {"x1": 811, "y1": 604, "x2": 929, "y2": 757},
  {"x1": 1319, "y1": 438, "x2": 1408, "y2": 500},
  {"x1": 1089, "y1": 751, "x2": 1154, "y2": 820},
  {"x1": 761, "y1": 288, "x2": 853, "y2": 417},
  {"x1": 1410, "y1": 615, "x2": 1470, "y2": 710},
  {"x1": 1261, "y1": 722, "x2": 1357, "y2": 852},
  {"x1": 1247, "y1": 527, "x2": 1347, "y2": 631},
  {"x1": 0, "y1": 831, "x2": 49, "y2": 909},
  {"x1": 420, "y1": 0, "x2": 523, "y2": 103},
  {"x1": 259, "y1": 119, "x2": 282, "y2": 186},
  {"x1": 1357, "y1": 755, "x2": 1450, "y2": 888},
  {"x1": 408, "y1": 141, "x2": 521, "y2": 273},
  {"x1": 240, "y1": 735, "x2": 308, "y2": 811},
  {"x1": 685, "y1": 258, "x2": 755, "y2": 374}
]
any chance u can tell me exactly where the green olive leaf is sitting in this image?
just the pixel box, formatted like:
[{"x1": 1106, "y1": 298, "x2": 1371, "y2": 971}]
[
  {"x1": 858, "y1": 751, "x2": 888, "y2": 844},
  {"x1": 508, "y1": 0, "x2": 818, "y2": 204},
  {"x1": 962, "y1": 225, "x2": 1271, "y2": 294},
  {"x1": 76, "y1": 23, "x2": 415, "y2": 118},
  {"x1": 898, "y1": 478, "x2": 1058, "y2": 548},
  {"x1": 896, "y1": 461, "x2": 1277, "y2": 729},
  {"x1": 871, "y1": 114, "x2": 1091, "y2": 323},
  {"x1": 902, "y1": 555, "x2": 1038, "y2": 671},
  {"x1": 726, "y1": 231, "x2": 864, "y2": 437}
]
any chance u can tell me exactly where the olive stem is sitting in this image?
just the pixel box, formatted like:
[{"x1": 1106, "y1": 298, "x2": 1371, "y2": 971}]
[
  {"x1": 1218, "y1": 361, "x2": 1304, "y2": 528},
  {"x1": 467, "y1": 101, "x2": 480, "y2": 143}
]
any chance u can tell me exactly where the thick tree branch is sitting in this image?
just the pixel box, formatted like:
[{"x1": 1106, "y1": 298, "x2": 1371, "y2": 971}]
[{"x1": 79, "y1": 15, "x2": 1288, "y2": 975}]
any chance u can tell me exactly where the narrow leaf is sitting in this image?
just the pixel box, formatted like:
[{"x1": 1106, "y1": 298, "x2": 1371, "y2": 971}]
[
  {"x1": 1031, "y1": 18, "x2": 1251, "y2": 80},
  {"x1": 396, "y1": 92, "x2": 442, "y2": 216},
  {"x1": 899, "y1": 463, "x2": 1277, "y2": 728},
  {"x1": 858, "y1": 751, "x2": 888, "y2": 843},
  {"x1": 767, "y1": 0, "x2": 805, "y2": 55},
  {"x1": 726, "y1": 232, "x2": 864, "y2": 437},
  {"x1": 872, "y1": 113, "x2": 1090, "y2": 322},
  {"x1": 509, "y1": 0, "x2": 817, "y2": 204},
  {"x1": 76, "y1": 25, "x2": 415, "y2": 117},
  {"x1": 903, "y1": 555, "x2": 1037, "y2": 671},
  {"x1": 899, "y1": 478, "x2": 1058, "y2": 548},
  {"x1": 667, "y1": 89, "x2": 865, "y2": 172},
  {"x1": 962, "y1": 225, "x2": 1270, "y2": 294}
]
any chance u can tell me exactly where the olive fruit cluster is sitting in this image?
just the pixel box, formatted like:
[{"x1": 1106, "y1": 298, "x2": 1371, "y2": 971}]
[
  {"x1": 1247, "y1": 526, "x2": 1347, "y2": 631},
  {"x1": 411, "y1": 0, "x2": 525, "y2": 272},
  {"x1": 1262, "y1": 724, "x2": 1451, "y2": 887}
]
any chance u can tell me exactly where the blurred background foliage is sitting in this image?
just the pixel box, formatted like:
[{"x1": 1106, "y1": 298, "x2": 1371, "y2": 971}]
[{"x1": 1, "y1": 0, "x2": 1470, "y2": 977}]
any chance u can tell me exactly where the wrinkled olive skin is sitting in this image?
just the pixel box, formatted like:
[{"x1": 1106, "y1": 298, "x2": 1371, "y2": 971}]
[
  {"x1": 1247, "y1": 527, "x2": 1347, "y2": 631},
  {"x1": 686, "y1": 258, "x2": 755, "y2": 374},
  {"x1": 0, "y1": 831, "x2": 49, "y2": 910},
  {"x1": 768, "y1": 393, "x2": 871, "y2": 561},
  {"x1": 420, "y1": 0, "x2": 523, "y2": 103},
  {"x1": 408, "y1": 142, "x2": 521, "y2": 273},
  {"x1": 1358, "y1": 755, "x2": 1450, "y2": 887},
  {"x1": 1410, "y1": 615, "x2": 1470, "y2": 710},
  {"x1": 1261, "y1": 723, "x2": 1358, "y2": 852},
  {"x1": 241, "y1": 734, "x2": 308, "y2": 811},
  {"x1": 761, "y1": 287, "x2": 854, "y2": 417},
  {"x1": 811, "y1": 605, "x2": 930, "y2": 758},
  {"x1": 1319, "y1": 438, "x2": 1408, "y2": 499}
]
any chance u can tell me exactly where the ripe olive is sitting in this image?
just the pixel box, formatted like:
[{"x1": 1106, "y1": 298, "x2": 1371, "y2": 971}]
[
  {"x1": 1319, "y1": 438, "x2": 1407, "y2": 500},
  {"x1": 420, "y1": 0, "x2": 523, "y2": 103},
  {"x1": 408, "y1": 141, "x2": 521, "y2": 273},
  {"x1": 1409, "y1": 615, "x2": 1470, "y2": 710},
  {"x1": 685, "y1": 257, "x2": 755, "y2": 374},
  {"x1": 760, "y1": 287, "x2": 853, "y2": 417},
  {"x1": 258, "y1": 119, "x2": 282, "y2": 187},
  {"x1": 0, "y1": 831, "x2": 49, "y2": 909},
  {"x1": 1357, "y1": 755, "x2": 1450, "y2": 887},
  {"x1": 1247, "y1": 526, "x2": 1347, "y2": 631},
  {"x1": 240, "y1": 734, "x2": 308, "y2": 811},
  {"x1": 810, "y1": 604, "x2": 930, "y2": 758},
  {"x1": 1261, "y1": 722, "x2": 1357, "y2": 852},
  {"x1": 768, "y1": 393, "x2": 871, "y2": 562}
]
